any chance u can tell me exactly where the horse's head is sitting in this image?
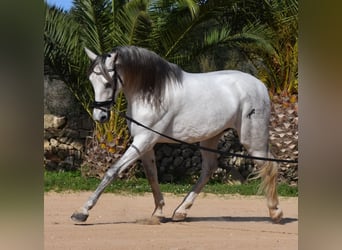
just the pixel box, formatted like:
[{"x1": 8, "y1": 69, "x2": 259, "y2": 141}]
[{"x1": 85, "y1": 47, "x2": 122, "y2": 123}]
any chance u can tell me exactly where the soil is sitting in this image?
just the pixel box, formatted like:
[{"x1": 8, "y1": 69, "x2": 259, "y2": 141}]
[{"x1": 44, "y1": 192, "x2": 298, "y2": 250}]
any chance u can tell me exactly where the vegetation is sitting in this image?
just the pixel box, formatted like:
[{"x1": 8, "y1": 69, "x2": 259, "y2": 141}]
[
  {"x1": 44, "y1": 170, "x2": 298, "y2": 197},
  {"x1": 255, "y1": 0, "x2": 298, "y2": 95},
  {"x1": 44, "y1": 0, "x2": 298, "y2": 179}
]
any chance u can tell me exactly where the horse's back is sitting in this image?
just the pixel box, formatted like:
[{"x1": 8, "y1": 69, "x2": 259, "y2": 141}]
[
  {"x1": 182, "y1": 70, "x2": 270, "y2": 111},
  {"x1": 162, "y1": 70, "x2": 270, "y2": 142}
]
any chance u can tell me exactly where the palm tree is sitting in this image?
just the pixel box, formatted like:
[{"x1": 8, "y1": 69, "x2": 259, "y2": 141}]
[{"x1": 252, "y1": 0, "x2": 298, "y2": 95}]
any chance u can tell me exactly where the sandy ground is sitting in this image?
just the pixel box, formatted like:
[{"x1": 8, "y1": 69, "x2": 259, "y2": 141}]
[{"x1": 44, "y1": 192, "x2": 298, "y2": 250}]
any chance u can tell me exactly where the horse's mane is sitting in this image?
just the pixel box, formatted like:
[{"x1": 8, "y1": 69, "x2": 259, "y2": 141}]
[
  {"x1": 113, "y1": 46, "x2": 183, "y2": 104},
  {"x1": 88, "y1": 46, "x2": 183, "y2": 105}
]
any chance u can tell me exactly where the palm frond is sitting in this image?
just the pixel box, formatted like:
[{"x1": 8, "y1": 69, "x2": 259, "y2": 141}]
[
  {"x1": 72, "y1": 0, "x2": 114, "y2": 53},
  {"x1": 148, "y1": 0, "x2": 201, "y2": 58},
  {"x1": 44, "y1": 5, "x2": 84, "y2": 80},
  {"x1": 115, "y1": 0, "x2": 152, "y2": 46}
]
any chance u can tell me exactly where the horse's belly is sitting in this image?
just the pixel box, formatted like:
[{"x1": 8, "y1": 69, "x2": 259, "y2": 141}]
[{"x1": 166, "y1": 108, "x2": 237, "y2": 143}]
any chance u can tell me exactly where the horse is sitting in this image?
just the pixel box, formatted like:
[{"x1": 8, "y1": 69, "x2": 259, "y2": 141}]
[{"x1": 71, "y1": 45, "x2": 283, "y2": 223}]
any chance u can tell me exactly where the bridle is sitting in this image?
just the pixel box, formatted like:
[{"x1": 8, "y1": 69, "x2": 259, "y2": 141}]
[{"x1": 91, "y1": 53, "x2": 122, "y2": 112}]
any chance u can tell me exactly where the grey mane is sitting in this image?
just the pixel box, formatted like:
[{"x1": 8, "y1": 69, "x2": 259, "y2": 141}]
[
  {"x1": 87, "y1": 46, "x2": 183, "y2": 105},
  {"x1": 113, "y1": 46, "x2": 183, "y2": 104}
]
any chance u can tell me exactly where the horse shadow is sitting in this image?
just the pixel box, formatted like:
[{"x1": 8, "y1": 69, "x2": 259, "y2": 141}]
[
  {"x1": 74, "y1": 216, "x2": 297, "y2": 226},
  {"x1": 181, "y1": 216, "x2": 297, "y2": 225}
]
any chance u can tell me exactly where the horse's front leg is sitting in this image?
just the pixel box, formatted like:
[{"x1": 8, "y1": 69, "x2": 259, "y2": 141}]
[
  {"x1": 71, "y1": 138, "x2": 151, "y2": 222},
  {"x1": 140, "y1": 150, "x2": 165, "y2": 219}
]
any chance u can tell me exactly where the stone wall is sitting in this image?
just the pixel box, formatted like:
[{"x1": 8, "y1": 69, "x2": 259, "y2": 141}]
[
  {"x1": 44, "y1": 114, "x2": 93, "y2": 171},
  {"x1": 44, "y1": 76, "x2": 93, "y2": 171},
  {"x1": 153, "y1": 129, "x2": 254, "y2": 184}
]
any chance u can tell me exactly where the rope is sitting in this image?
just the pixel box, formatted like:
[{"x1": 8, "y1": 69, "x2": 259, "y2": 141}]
[{"x1": 119, "y1": 112, "x2": 298, "y2": 164}]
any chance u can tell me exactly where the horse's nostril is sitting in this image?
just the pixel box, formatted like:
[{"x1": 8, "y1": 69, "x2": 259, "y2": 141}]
[
  {"x1": 93, "y1": 109, "x2": 110, "y2": 123},
  {"x1": 99, "y1": 114, "x2": 108, "y2": 123}
]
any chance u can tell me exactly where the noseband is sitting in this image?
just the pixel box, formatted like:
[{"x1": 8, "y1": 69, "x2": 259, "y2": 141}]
[{"x1": 91, "y1": 52, "x2": 123, "y2": 112}]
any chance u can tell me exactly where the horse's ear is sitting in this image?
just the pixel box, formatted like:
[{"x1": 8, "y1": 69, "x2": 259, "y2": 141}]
[{"x1": 84, "y1": 47, "x2": 97, "y2": 61}]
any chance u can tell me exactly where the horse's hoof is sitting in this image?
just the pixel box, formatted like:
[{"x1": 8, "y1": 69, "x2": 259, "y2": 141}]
[
  {"x1": 172, "y1": 212, "x2": 187, "y2": 222},
  {"x1": 269, "y1": 208, "x2": 283, "y2": 223},
  {"x1": 71, "y1": 211, "x2": 89, "y2": 222},
  {"x1": 152, "y1": 209, "x2": 164, "y2": 218},
  {"x1": 152, "y1": 214, "x2": 166, "y2": 222}
]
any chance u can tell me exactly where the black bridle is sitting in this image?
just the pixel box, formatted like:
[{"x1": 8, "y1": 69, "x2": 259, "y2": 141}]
[{"x1": 91, "y1": 53, "x2": 122, "y2": 112}]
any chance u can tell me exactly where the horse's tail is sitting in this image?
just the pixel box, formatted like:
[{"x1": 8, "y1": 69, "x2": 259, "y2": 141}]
[
  {"x1": 253, "y1": 159, "x2": 283, "y2": 222},
  {"x1": 256, "y1": 161, "x2": 279, "y2": 205}
]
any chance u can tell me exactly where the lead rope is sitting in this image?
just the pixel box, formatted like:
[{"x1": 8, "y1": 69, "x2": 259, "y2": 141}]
[{"x1": 114, "y1": 110, "x2": 298, "y2": 164}]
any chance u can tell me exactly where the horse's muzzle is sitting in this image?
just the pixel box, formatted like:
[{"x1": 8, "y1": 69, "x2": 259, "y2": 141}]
[{"x1": 93, "y1": 109, "x2": 110, "y2": 123}]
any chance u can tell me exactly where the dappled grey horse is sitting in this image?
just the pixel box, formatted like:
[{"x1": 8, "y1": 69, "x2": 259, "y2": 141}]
[{"x1": 71, "y1": 46, "x2": 283, "y2": 223}]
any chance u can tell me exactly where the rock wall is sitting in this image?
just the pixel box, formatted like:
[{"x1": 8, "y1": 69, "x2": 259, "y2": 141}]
[
  {"x1": 153, "y1": 129, "x2": 254, "y2": 184},
  {"x1": 44, "y1": 114, "x2": 93, "y2": 171},
  {"x1": 44, "y1": 76, "x2": 93, "y2": 171}
]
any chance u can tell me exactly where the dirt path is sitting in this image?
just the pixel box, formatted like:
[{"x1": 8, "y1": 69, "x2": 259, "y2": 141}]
[{"x1": 44, "y1": 192, "x2": 298, "y2": 250}]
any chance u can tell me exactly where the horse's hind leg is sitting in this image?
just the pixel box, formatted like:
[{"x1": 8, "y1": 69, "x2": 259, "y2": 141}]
[
  {"x1": 140, "y1": 150, "x2": 165, "y2": 219},
  {"x1": 172, "y1": 133, "x2": 221, "y2": 221},
  {"x1": 239, "y1": 116, "x2": 283, "y2": 223}
]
